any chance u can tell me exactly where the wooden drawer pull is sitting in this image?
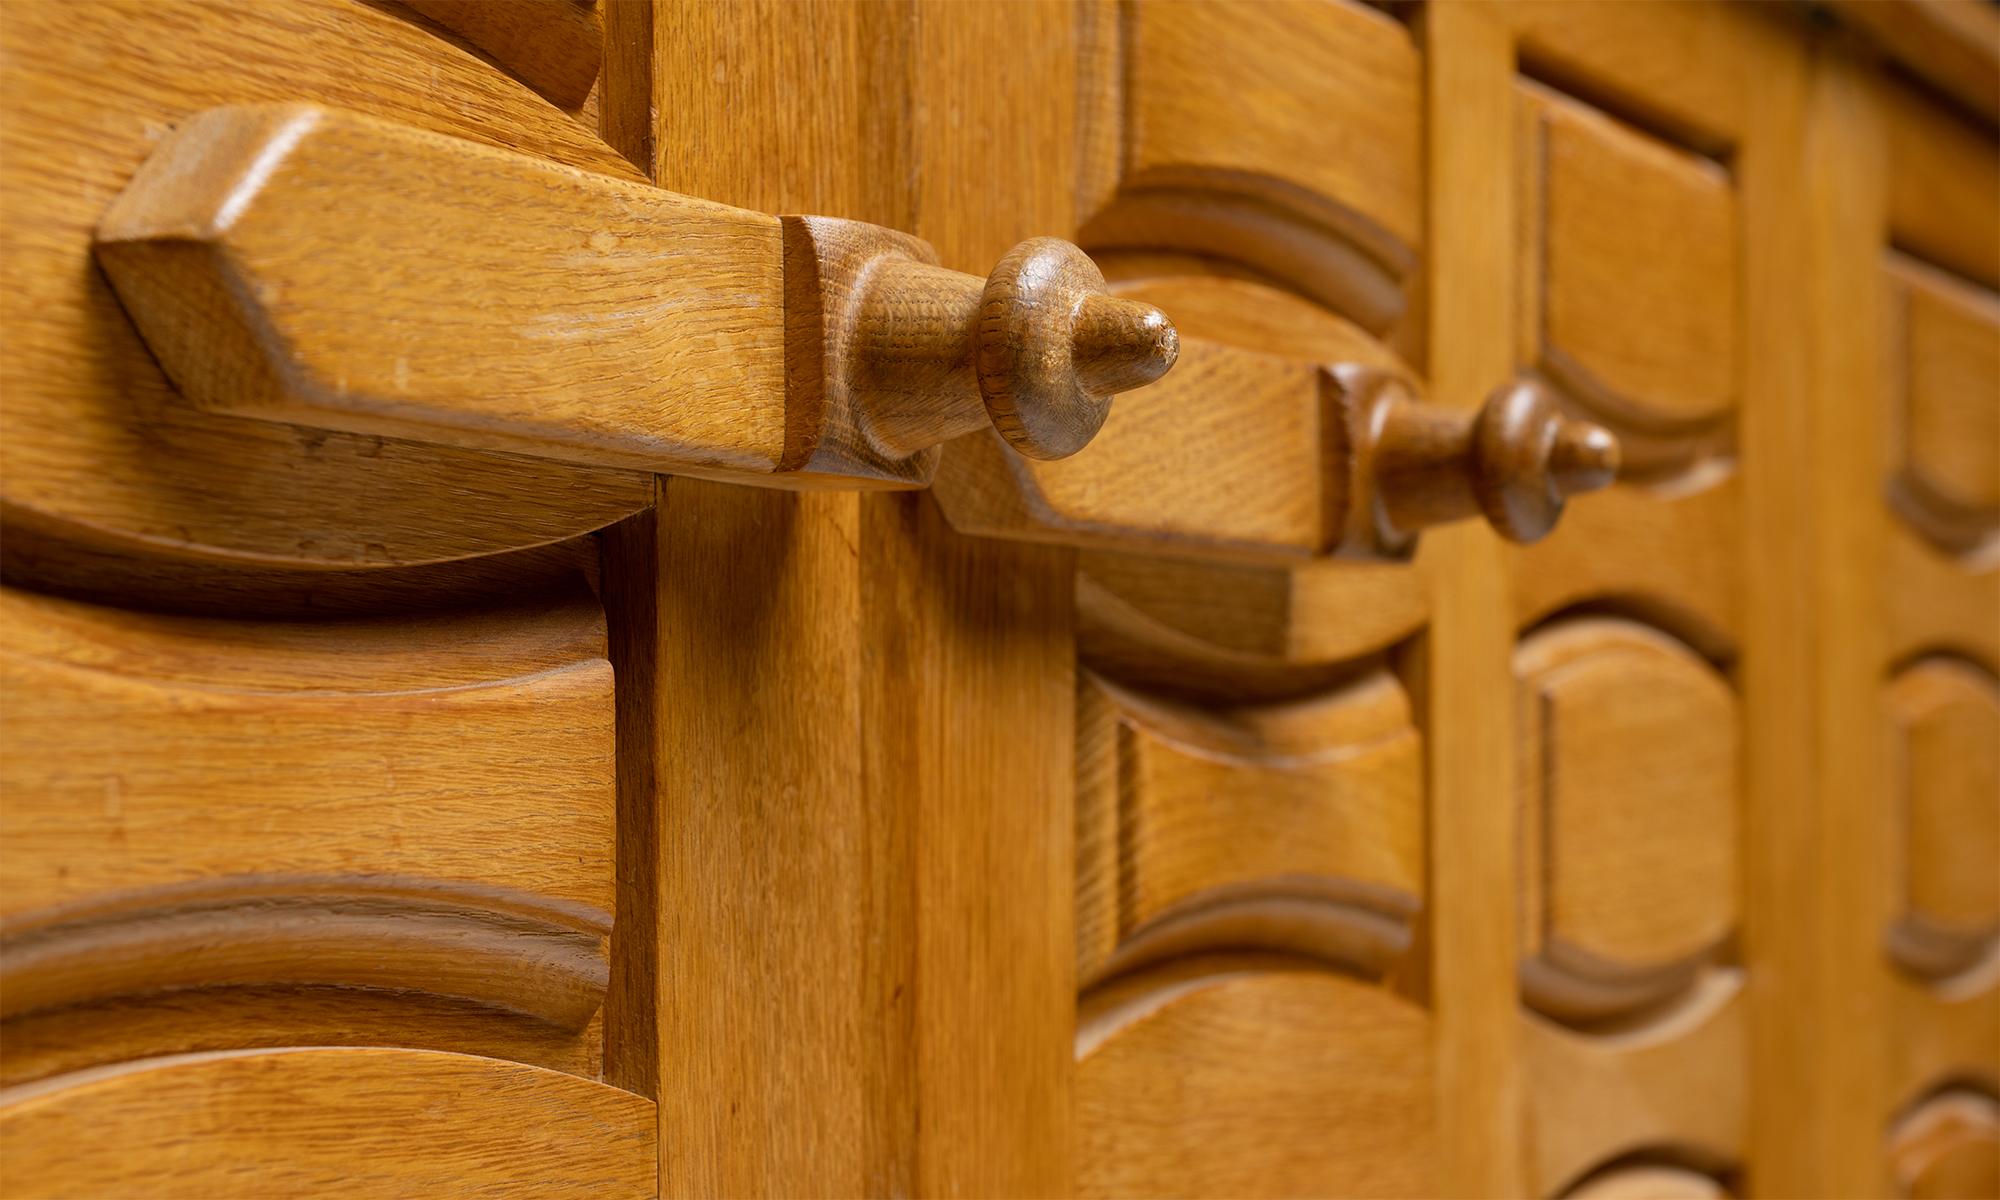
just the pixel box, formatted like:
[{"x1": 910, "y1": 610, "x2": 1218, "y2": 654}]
[
  {"x1": 93, "y1": 104, "x2": 1176, "y2": 490},
  {"x1": 1335, "y1": 372, "x2": 1620, "y2": 555}
]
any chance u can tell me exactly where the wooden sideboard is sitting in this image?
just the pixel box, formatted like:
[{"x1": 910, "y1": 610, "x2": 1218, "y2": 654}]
[{"x1": 1, "y1": 1, "x2": 1994, "y2": 1196}]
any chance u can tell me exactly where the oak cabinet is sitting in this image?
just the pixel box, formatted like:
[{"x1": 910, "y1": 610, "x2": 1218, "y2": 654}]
[{"x1": 1, "y1": 1, "x2": 1994, "y2": 1197}]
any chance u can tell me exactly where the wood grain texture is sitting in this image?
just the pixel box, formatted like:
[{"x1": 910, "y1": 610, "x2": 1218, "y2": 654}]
[
  {"x1": 1077, "y1": 960, "x2": 1435, "y2": 1198},
  {"x1": 0, "y1": 581, "x2": 616, "y2": 1038},
  {"x1": 1517, "y1": 619, "x2": 1739, "y2": 1020},
  {"x1": 647, "y1": 480, "x2": 1073, "y2": 1198},
  {"x1": 1115, "y1": 0, "x2": 1421, "y2": 277},
  {"x1": 1076, "y1": 550, "x2": 1428, "y2": 701},
  {"x1": 1890, "y1": 1090, "x2": 2000, "y2": 1200},
  {"x1": 1828, "y1": 0, "x2": 2000, "y2": 125},
  {"x1": 1525, "y1": 970, "x2": 1747, "y2": 1197},
  {"x1": 0, "y1": 585, "x2": 614, "y2": 924},
  {"x1": 1518, "y1": 83, "x2": 1737, "y2": 474},
  {"x1": 937, "y1": 334, "x2": 1327, "y2": 558},
  {"x1": 0, "y1": 884, "x2": 606, "y2": 1029},
  {"x1": 1419, "y1": 3, "x2": 1527, "y2": 1192},
  {"x1": 0, "y1": 0, "x2": 653, "y2": 567},
  {"x1": 1732, "y1": 15, "x2": 1827, "y2": 1194},
  {"x1": 100, "y1": 103, "x2": 1168, "y2": 489},
  {"x1": 1510, "y1": 473, "x2": 1741, "y2": 658},
  {"x1": 784, "y1": 220, "x2": 1173, "y2": 483},
  {"x1": 0, "y1": 1047, "x2": 654, "y2": 1197},
  {"x1": 937, "y1": 346, "x2": 1611, "y2": 562},
  {"x1": 1886, "y1": 658, "x2": 2000, "y2": 978},
  {"x1": 96, "y1": 102, "x2": 788, "y2": 477},
  {"x1": 1883, "y1": 73, "x2": 2000, "y2": 291},
  {"x1": 1075, "y1": 670, "x2": 1422, "y2": 987},
  {"x1": 0, "y1": 985, "x2": 602, "y2": 1090},
  {"x1": 1888, "y1": 956, "x2": 2000, "y2": 1112},
  {"x1": 1888, "y1": 523, "x2": 2000, "y2": 669},
  {"x1": 626, "y1": 6, "x2": 1082, "y2": 1193},
  {"x1": 1799, "y1": 47, "x2": 1901, "y2": 1196},
  {"x1": 619, "y1": 8, "x2": 1084, "y2": 1194},
  {"x1": 1886, "y1": 254, "x2": 2000, "y2": 554},
  {"x1": 1502, "y1": 0, "x2": 1748, "y2": 154},
  {"x1": 402, "y1": 0, "x2": 604, "y2": 111}
]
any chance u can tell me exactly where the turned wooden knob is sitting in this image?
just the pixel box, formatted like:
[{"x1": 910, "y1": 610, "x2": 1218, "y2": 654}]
[
  {"x1": 1468, "y1": 381, "x2": 1620, "y2": 540},
  {"x1": 977, "y1": 238, "x2": 1179, "y2": 459},
  {"x1": 832, "y1": 234, "x2": 1178, "y2": 464},
  {"x1": 1330, "y1": 370, "x2": 1619, "y2": 555}
]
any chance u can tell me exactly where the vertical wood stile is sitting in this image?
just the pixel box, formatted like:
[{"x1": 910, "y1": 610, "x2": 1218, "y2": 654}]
[
  {"x1": 1736, "y1": 16, "x2": 1841, "y2": 1198},
  {"x1": 1802, "y1": 40, "x2": 1896, "y2": 1199},
  {"x1": 599, "y1": 3, "x2": 1075, "y2": 1194},
  {"x1": 1420, "y1": 5, "x2": 1527, "y2": 1196}
]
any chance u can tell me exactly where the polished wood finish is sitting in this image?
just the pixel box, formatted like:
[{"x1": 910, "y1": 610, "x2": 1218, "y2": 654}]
[
  {"x1": 937, "y1": 361, "x2": 1616, "y2": 562},
  {"x1": 4, "y1": 0, "x2": 1995, "y2": 1195},
  {"x1": 1075, "y1": 670, "x2": 1422, "y2": 988},
  {"x1": 97, "y1": 106, "x2": 1174, "y2": 490},
  {"x1": 401, "y1": 0, "x2": 604, "y2": 111},
  {"x1": 0, "y1": 1048, "x2": 655, "y2": 1197},
  {"x1": 1524, "y1": 970, "x2": 1746, "y2": 1196},
  {"x1": 1517, "y1": 619, "x2": 1738, "y2": 1023},
  {"x1": 0, "y1": 0, "x2": 653, "y2": 569},
  {"x1": 1077, "y1": 961, "x2": 1435, "y2": 1198}
]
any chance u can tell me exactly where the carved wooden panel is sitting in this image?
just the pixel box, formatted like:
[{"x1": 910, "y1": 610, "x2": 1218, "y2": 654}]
[
  {"x1": 0, "y1": 0, "x2": 651, "y2": 569},
  {"x1": 0, "y1": 1047, "x2": 655, "y2": 1197},
  {"x1": 0, "y1": 582, "x2": 616, "y2": 1076},
  {"x1": 1890, "y1": 1091, "x2": 2000, "y2": 1200},
  {"x1": 1517, "y1": 619, "x2": 1739, "y2": 1022},
  {"x1": 1527, "y1": 971, "x2": 1746, "y2": 1197},
  {"x1": 1076, "y1": 670, "x2": 1422, "y2": 988},
  {"x1": 1516, "y1": 84, "x2": 1737, "y2": 478},
  {"x1": 1511, "y1": 476, "x2": 1738, "y2": 656},
  {"x1": 1077, "y1": 549, "x2": 1427, "y2": 700},
  {"x1": 1885, "y1": 659, "x2": 2000, "y2": 979},
  {"x1": 1081, "y1": 0, "x2": 1421, "y2": 331},
  {"x1": 1077, "y1": 961, "x2": 1434, "y2": 1198},
  {"x1": 1886, "y1": 255, "x2": 2000, "y2": 555},
  {"x1": 1873, "y1": 83, "x2": 2000, "y2": 1191},
  {"x1": 1505, "y1": 63, "x2": 1749, "y2": 1195}
]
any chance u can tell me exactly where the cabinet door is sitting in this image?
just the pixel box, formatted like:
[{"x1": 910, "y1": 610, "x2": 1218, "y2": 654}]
[
  {"x1": 1815, "y1": 51, "x2": 2000, "y2": 1200},
  {"x1": 0, "y1": 3, "x2": 655, "y2": 1195}
]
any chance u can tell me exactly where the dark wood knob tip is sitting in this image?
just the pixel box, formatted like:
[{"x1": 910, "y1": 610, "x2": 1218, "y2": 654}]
[
  {"x1": 1550, "y1": 420, "x2": 1620, "y2": 497},
  {"x1": 977, "y1": 237, "x2": 1178, "y2": 460},
  {"x1": 1472, "y1": 380, "x2": 1623, "y2": 543},
  {"x1": 1073, "y1": 293, "x2": 1179, "y2": 396}
]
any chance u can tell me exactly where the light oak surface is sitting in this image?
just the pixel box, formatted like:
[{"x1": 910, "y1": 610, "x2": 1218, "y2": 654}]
[
  {"x1": 1525, "y1": 970, "x2": 1747, "y2": 1197},
  {"x1": 1517, "y1": 619, "x2": 1739, "y2": 1016},
  {"x1": 3, "y1": 0, "x2": 1996, "y2": 1195},
  {"x1": 0, "y1": 586, "x2": 615, "y2": 924},
  {"x1": 1080, "y1": 0, "x2": 1421, "y2": 332},
  {"x1": 402, "y1": 0, "x2": 604, "y2": 111},
  {"x1": 1887, "y1": 253, "x2": 2000, "y2": 553},
  {"x1": 1886, "y1": 658, "x2": 2000, "y2": 977},
  {"x1": 97, "y1": 105, "x2": 1174, "y2": 490},
  {"x1": 0, "y1": 0, "x2": 653, "y2": 568},
  {"x1": 0, "y1": 1047, "x2": 655, "y2": 1197},
  {"x1": 1077, "y1": 961, "x2": 1435, "y2": 1198},
  {"x1": 1075, "y1": 670, "x2": 1422, "y2": 987},
  {"x1": 1519, "y1": 84, "x2": 1738, "y2": 453},
  {"x1": 1891, "y1": 1090, "x2": 2000, "y2": 1200}
]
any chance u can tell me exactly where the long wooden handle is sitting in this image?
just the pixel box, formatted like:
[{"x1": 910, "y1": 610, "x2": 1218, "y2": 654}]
[{"x1": 93, "y1": 104, "x2": 1176, "y2": 490}]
